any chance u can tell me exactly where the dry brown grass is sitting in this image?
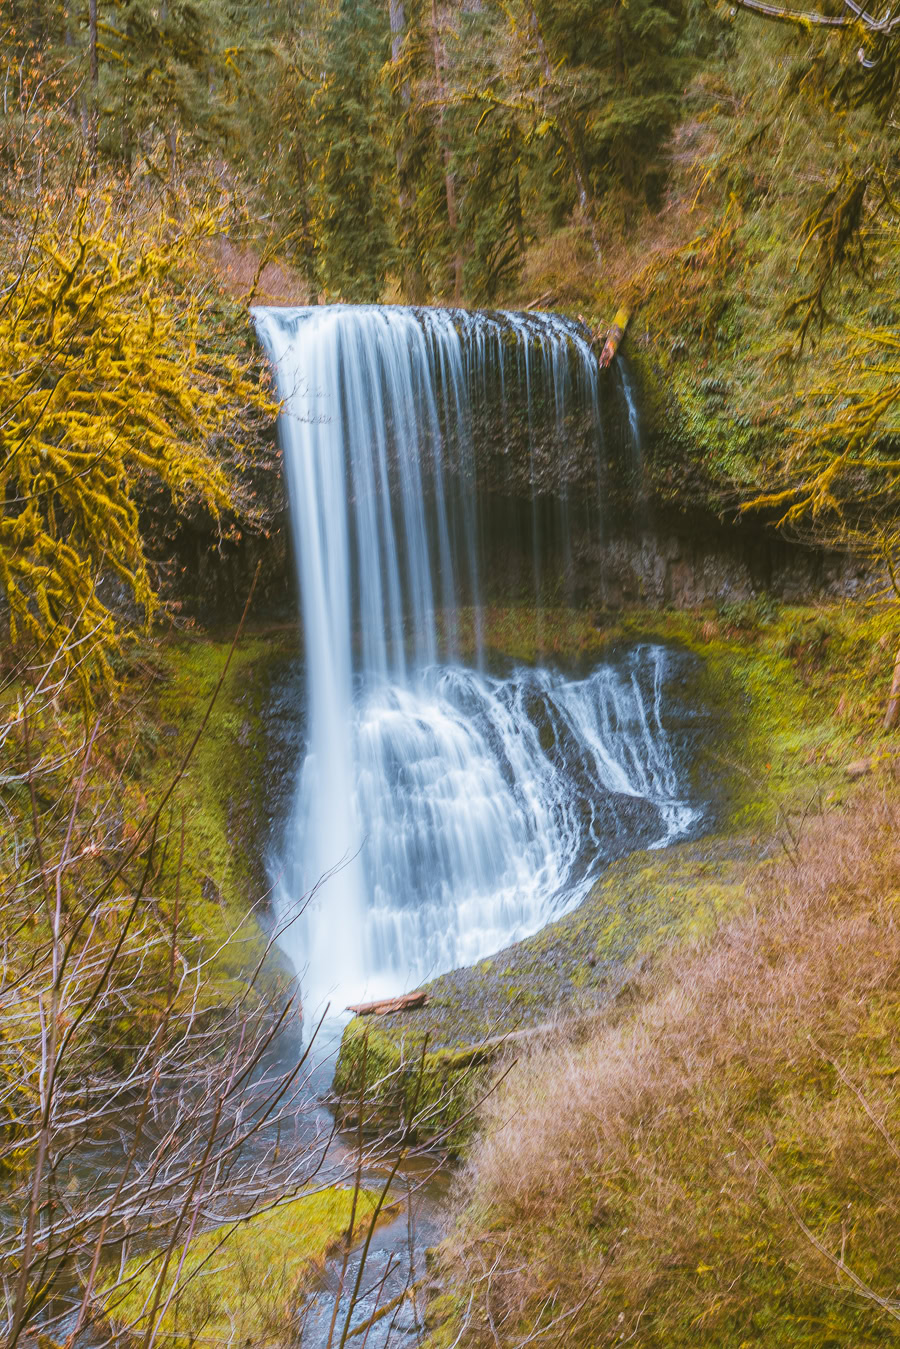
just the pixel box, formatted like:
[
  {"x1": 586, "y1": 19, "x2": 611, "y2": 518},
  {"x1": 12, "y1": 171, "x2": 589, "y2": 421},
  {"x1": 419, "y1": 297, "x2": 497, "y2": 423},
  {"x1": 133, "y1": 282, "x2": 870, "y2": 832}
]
[{"x1": 435, "y1": 783, "x2": 900, "y2": 1347}]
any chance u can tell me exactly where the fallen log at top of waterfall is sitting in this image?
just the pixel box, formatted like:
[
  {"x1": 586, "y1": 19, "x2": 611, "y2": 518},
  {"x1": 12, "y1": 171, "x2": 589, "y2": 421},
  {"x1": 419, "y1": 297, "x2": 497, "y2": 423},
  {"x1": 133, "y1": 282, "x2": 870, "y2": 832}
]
[
  {"x1": 598, "y1": 306, "x2": 631, "y2": 368},
  {"x1": 346, "y1": 990, "x2": 430, "y2": 1016}
]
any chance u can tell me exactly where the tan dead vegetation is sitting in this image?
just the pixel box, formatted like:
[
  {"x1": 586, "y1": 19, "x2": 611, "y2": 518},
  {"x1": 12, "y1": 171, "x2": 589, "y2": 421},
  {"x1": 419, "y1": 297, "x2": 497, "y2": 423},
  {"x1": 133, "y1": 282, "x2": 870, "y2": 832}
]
[
  {"x1": 209, "y1": 239, "x2": 311, "y2": 305},
  {"x1": 509, "y1": 169, "x2": 716, "y2": 327},
  {"x1": 511, "y1": 225, "x2": 601, "y2": 311},
  {"x1": 436, "y1": 784, "x2": 900, "y2": 1347}
]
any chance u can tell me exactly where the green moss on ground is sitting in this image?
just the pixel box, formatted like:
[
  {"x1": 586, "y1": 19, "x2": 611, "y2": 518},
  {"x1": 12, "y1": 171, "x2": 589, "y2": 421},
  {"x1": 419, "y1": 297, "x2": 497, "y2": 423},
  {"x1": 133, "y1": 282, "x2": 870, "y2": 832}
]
[
  {"x1": 135, "y1": 627, "x2": 298, "y2": 995},
  {"x1": 335, "y1": 602, "x2": 900, "y2": 1149},
  {"x1": 103, "y1": 1186, "x2": 384, "y2": 1347}
]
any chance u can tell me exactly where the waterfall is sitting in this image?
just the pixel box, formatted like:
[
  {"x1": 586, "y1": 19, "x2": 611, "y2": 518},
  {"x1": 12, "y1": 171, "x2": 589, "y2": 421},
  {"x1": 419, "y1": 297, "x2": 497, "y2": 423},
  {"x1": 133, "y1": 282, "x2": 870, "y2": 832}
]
[{"x1": 252, "y1": 305, "x2": 699, "y2": 1011}]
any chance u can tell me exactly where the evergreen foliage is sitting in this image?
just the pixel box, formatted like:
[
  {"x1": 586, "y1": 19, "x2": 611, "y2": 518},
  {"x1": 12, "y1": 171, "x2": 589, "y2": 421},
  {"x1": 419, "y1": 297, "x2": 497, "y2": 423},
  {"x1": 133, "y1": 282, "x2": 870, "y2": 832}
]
[
  {"x1": 2, "y1": 0, "x2": 726, "y2": 304},
  {"x1": 305, "y1": 0, "x2": 394, "y2": 300},
  {"x1": 5, "y1": 0, "x2": 900, "y2": 646},
  {"x1": 94, "y1": 0, "x2": 231, "y2": 165}
]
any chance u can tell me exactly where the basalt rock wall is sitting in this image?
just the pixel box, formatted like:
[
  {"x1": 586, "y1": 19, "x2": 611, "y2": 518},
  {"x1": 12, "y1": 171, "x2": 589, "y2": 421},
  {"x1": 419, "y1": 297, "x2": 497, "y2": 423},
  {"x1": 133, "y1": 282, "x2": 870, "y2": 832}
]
[
  {"x1": 478, "y1": 498, "x2": 867, "y2": 611},
  {"x1": 153, "y1": 328, "x2": 864, "y2": 620}
]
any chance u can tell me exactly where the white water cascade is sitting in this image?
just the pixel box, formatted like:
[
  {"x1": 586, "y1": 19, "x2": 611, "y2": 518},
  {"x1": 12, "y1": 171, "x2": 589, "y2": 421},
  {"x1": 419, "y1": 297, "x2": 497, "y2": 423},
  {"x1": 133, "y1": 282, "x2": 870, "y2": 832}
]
[{"x1": 253, "y1": 305, "x2": 700, "y2": 1012}]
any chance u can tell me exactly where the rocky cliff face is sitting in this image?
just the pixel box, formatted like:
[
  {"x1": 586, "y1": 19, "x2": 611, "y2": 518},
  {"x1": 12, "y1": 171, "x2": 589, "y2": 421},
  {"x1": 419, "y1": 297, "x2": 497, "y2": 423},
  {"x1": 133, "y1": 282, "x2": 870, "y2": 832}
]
[
  {"x1": 566, "y1": 512, "x2": 864, "y2": 611},
  {"x1": 141, "y1": 422, "x2": 294, "y2": 622},
  {"x1": 154, "y1": 329, "x2": 865, "y2": 620}
]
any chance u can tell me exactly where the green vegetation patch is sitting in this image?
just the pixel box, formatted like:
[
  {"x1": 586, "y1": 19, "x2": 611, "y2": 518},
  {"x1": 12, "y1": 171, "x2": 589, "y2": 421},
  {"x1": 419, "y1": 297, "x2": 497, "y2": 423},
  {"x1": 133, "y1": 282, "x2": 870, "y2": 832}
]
[
  {"x1": 103, "y1": 1186, "x2": 382, "y2": 1347},
  {"x1": 138, "y1": 628, "x2": 298, "y2": 996}
]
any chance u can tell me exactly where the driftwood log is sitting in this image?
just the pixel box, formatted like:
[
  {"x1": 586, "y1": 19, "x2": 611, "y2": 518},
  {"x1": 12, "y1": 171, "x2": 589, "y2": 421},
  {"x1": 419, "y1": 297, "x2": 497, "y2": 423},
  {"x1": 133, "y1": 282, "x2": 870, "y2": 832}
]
[
  {"x1": 345, "y1": 990, "x2": 429, "y2": 1016},
  {"x1": 598, "y1": 306, "x2": 631, "y2": 368}
]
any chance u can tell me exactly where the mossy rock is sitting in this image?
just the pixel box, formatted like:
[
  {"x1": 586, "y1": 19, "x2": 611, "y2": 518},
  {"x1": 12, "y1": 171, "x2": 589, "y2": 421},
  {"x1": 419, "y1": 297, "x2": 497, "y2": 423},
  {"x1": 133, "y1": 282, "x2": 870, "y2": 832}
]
[
  {"x1": 102, "y1": 1185, "x2": 385, "y2": 1347},
  {"x1": 333, "y1": 831, "x2": 757, "y2": 1150},
  {"x1": 332, "y1": 1018, "x2": 496, "y2": 1154},
  {"x1": 137, "y1": 627, "x2": 299, "y2": 1000}
]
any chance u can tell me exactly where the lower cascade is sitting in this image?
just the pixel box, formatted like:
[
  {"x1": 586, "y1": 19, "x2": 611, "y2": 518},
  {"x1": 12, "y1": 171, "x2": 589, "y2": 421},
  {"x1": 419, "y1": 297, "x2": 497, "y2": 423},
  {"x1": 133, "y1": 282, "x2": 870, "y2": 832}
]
[{"x1": 253, "y1": 304, "x2": 701, "y2": 1011}]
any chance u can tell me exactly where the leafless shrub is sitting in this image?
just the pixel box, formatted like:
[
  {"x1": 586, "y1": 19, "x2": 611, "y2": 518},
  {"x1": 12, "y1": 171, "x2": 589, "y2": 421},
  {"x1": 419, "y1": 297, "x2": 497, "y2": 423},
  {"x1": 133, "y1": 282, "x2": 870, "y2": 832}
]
[{"x1": 0, "y1": 612, "x2": 441, "y2": 1349}]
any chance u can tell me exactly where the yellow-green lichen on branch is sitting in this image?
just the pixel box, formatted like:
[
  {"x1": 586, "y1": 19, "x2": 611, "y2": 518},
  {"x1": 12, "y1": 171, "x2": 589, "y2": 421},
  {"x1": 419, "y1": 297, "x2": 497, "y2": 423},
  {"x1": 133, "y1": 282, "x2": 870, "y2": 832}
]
[{"x1": 0, "y1": 193, "x2": 276, "y2": 699}]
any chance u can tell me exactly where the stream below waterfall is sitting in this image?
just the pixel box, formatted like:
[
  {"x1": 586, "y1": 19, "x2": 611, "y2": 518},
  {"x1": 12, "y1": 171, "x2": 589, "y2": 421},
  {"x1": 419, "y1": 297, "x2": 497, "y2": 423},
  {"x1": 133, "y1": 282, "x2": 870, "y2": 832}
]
[{"x1": 260, "y1": 636, "x2": 712, "y2": 1348}]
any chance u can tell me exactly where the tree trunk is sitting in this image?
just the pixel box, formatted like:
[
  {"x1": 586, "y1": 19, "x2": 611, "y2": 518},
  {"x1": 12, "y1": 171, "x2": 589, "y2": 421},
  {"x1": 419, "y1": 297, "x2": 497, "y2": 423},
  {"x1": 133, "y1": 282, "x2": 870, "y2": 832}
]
[
  {"x1": 88, "y1": 0, "x2": 99, "y2": 171},
  {"x1": 431, "y1": 0, "x2": 463, "y2": 302},
  {"x1": 598, "y1": 306, "x2": 631, "y2": 367},
  {"x1": 346, "y1": 990, "x2": 429, "y2": 1016},
  {"x1": 166, "y1": 124, "x2": 179, "y2": 214},
  {"x1": 390, "y1": 0, "x2": 426, "y2": 301},
  {"x1": 294, "y1": 143, "x2": 318, "y2": 297},
  {"x1": 883, "y1": 643, "x2": 900, "y2": 729}
]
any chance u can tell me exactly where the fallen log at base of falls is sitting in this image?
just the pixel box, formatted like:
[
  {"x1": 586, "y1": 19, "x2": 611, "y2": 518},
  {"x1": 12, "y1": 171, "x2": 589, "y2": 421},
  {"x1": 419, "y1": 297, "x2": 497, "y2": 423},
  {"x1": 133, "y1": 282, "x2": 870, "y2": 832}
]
[
  {"x1": 597, "y1": 306, "x2": 631, "y2": 368},
  {"x1": 345, "y1": 990, "x2": 430, "y2": 1016}
]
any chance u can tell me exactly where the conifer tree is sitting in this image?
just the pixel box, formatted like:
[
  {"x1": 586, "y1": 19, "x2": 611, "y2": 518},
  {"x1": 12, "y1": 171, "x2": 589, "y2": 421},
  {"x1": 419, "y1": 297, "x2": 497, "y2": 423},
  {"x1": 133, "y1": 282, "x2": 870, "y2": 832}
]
[{"x1": 302, "y1": 0, "x2": 394, "y2": 300}]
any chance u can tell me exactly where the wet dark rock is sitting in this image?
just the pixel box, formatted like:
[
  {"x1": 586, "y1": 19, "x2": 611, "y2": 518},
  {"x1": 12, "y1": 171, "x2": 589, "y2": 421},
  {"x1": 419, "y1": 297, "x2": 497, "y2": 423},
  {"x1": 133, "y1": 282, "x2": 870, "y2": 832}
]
[{"x1": 149, "y1": 314, "x2": 868, "y2": 620}]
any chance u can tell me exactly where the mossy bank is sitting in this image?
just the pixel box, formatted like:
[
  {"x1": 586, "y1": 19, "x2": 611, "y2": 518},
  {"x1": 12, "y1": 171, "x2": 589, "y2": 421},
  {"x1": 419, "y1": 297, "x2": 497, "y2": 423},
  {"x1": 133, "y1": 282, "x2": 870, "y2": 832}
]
[
  {"x1": 134, "y1": 624, "x2": 301, "y2": 998},
  {"x1": 333, "y1": 602, "x2": 900, "y2": 1149},
  {"x1": 102, "y1": 1184, "x2": 389, "y2": 1347}
]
